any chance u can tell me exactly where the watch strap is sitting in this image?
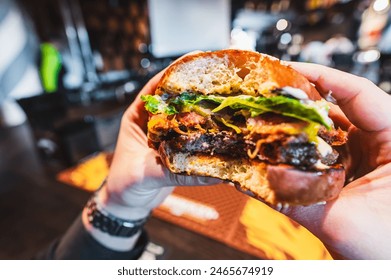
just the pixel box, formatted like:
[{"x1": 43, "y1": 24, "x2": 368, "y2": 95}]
[{"x1": 85, "y1": 197, "x2": 150, "y2": 238}]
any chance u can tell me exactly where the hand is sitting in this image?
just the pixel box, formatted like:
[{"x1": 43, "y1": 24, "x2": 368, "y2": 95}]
[
  {"x1": 82, "y1": 70, "x2": 221, "y2": 251},
  {"x1": 281, "y1": 62, "x2": 391, "y2": 259}
]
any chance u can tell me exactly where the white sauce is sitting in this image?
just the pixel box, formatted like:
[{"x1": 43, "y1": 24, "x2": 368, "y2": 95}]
[
  {"x1": 314, "y1": 137, "x2": 333, "y2": 170},
  {"x1": 315, "y1": 201, "x2": 327, "y2": 205},
  {"x1": 315, "y1": 160, "x2": 330, "y2": 170},
  {"x1": 279, "y1": 87, "x2": 336, "y2": 128},
  {"x1": 316, "y1": 136, "x2": 333, "y2": 157},
  {"x1": 304, "y1": 99, "x2": 334, "y2": 127},
  {"x1": 316, "y1": 103, "x2": 334, "y2": 127},
  {"x1": 281, "y1": 86, "x2": 309, "y2": 100}
]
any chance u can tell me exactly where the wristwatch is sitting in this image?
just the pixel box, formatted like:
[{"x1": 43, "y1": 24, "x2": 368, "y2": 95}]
[{"x1": 85, "y1": 196, "x2": 150, "y2": 238}]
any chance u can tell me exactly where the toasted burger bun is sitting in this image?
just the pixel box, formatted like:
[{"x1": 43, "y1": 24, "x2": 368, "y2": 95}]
[
  {"x1": 155, "y1": 49, "x2": 321, "y2": 99},
  {"x1": 144, "y1": 50, "x2": 346, "y2": 206}
]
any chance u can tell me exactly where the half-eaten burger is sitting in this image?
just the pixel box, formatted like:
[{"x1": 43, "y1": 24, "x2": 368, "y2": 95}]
[{"x1": 141, "y1": 50, "x2": 347, "y2": 206}]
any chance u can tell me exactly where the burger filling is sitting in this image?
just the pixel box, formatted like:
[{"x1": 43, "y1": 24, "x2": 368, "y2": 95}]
[{"x1": 141, "y1": 88, "x2": 347, "y2": 171}]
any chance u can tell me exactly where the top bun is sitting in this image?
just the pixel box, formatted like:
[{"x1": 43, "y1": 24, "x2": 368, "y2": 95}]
[{"x1": 155, "y1": 49, "x2": 321, "y2": 100}]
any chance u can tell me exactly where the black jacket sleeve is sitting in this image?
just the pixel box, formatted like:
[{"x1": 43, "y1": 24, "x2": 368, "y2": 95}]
[{"x1": 35, "y1": 215, "x2": 148, "y2": 260}]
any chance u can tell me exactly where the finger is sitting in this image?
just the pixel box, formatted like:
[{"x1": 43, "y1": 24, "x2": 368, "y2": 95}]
[
  {"x1": 134, "y1": 71, "x2": 166, "y2": 109},
  {"x1": 127, "y1": 51, "x2": 204, "y2": 128},
  {"x1": 172, "y1": 174, "x2": 223, "y2": 186},
  {"x1": 328, "y1": 103, "x2": 352, "y2": 131},
  {"x1": 139, "y1": 70, "x2": 166, "y2": 96},
  {"x1": 289, "y1": 62, "x2": 391, "y2": 132},
  {"x1": 163, "y1": 168, "x2": 223, "y2": 186},
  {"x1": 234, "y1": 183, "x2": 257, "y2": 198},
  {"x1": 122, "y1": 73, "x2": 168, "y2": 132}
]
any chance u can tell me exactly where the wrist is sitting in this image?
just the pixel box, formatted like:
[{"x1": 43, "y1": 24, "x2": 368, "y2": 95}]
[
  {"x1": 81, "y1": 207, "x2": 143, "y2": 252},
  {"x1": 81, "y1": 179, "x2": 151, "y2": 252},
  {"x1": 96, "y1": 180, "x2": 152, "y2": 221}
]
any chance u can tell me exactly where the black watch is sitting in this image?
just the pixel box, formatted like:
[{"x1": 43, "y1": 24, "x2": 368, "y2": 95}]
[{"x1": 85, "y1": 197, "x2": 150, "y2": 238}]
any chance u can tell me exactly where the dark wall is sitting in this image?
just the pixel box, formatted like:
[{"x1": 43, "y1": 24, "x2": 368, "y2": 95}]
[{"x1": 80, "y1": 0, "x2": 150, "y2": 73}]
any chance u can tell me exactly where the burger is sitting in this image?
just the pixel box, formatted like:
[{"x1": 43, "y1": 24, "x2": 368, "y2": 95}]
[{"x1": 141, "y1": 50, "x2": 347, "y2": 206}]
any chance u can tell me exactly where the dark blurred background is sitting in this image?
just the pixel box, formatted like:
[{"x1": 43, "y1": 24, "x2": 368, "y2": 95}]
[{"x1": 0, "y1": 0, "x2": 390, "y2": 259}]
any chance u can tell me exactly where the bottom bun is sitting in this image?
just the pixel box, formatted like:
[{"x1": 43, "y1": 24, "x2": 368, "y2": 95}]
[{"x1": 159, "y1": 142, "x2": 345, "y2": 206}]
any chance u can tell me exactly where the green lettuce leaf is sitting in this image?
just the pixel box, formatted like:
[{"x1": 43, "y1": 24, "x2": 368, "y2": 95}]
[
  {"x1": 141, "y1": 92, "x2": 331, "y2": 129},
  {"x1": 212, "y1": 95, "x2": 330, "y2": 128},
  {"x1": 141, "y1": 95, "x2": 178, "y2": 115},
  {"x1": 171, "y1": 92, "x2": 224, "y2": 107}
]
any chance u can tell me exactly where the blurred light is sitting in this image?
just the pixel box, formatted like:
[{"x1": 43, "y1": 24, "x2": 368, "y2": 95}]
[
  {"x1": 331, "y1": 13, "x2": 345, "y2": 25},
  {"x1": 276, "y1": 19, "x2": 289, "y2": 31},
  {"x1": 138, "y1": 43, "x2": 148, "y2": 53},
  {"x1": 373, "y1": 0, "x2": 390, "y2": 12},
  {"x1": 356, "y1": 49, "x2": 380, "y2": 63},
  {"x1": 140, "y1": 58, "x2": 151, "y2": 68},
  {"x1": 288, "y1": 45, "x2": 301, "y2": 56},
  {"x1": 379, "y1": 81, "x2": 391, "y2": 93},
  {"x1": 230, "y1": 28, "x2": 256, "y2": 50},
  {"x1": 280, "y1": 33, "x2": 292, "y2": 45},
  {"x1": 231, "y1": 27, "x2": 243, "y2": 37},
  {"x1": 292, "y1": 34, "x2": 304, "y2": 45},
  {"x1": 124, "y1": 81, "x2": 136, "y2": 93}
]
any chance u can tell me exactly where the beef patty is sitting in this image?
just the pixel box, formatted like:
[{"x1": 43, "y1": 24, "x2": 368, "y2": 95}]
[{"x1": 165, "y1": 131, "x2": 337, "y2": 169}]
